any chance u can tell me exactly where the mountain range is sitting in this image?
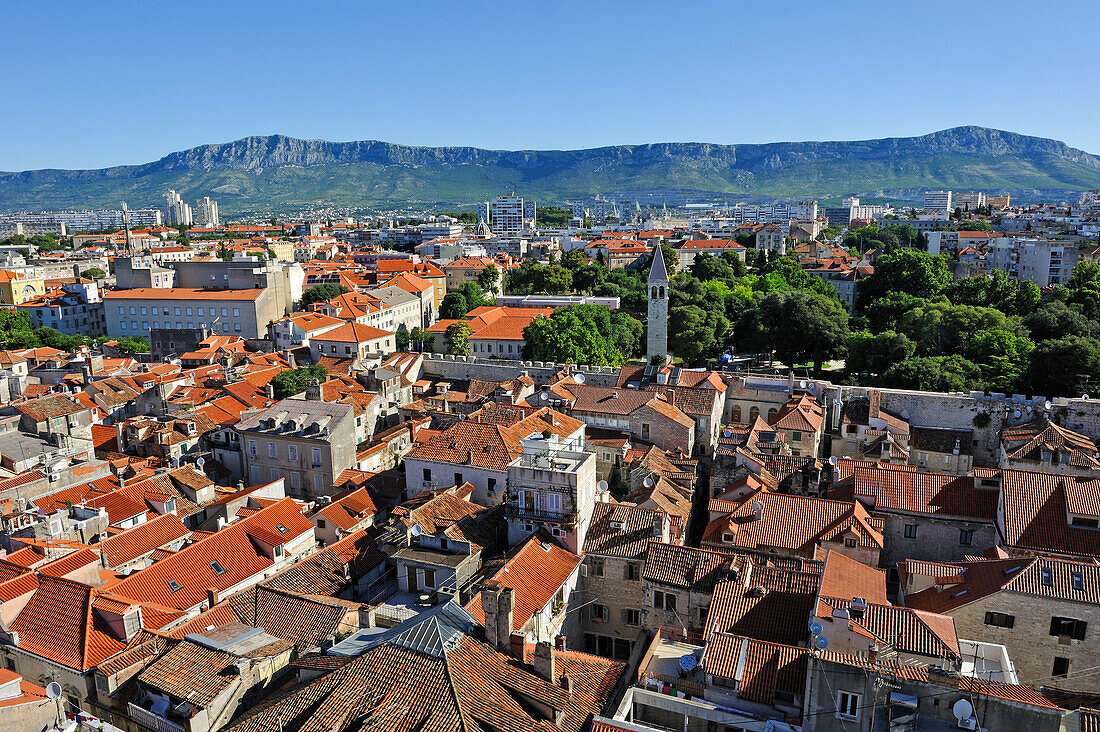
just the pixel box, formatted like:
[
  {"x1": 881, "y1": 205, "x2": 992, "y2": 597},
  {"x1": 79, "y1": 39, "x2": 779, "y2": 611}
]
[{"x1": 2, "y1": 126, "x2": 1099, "y2": 215}]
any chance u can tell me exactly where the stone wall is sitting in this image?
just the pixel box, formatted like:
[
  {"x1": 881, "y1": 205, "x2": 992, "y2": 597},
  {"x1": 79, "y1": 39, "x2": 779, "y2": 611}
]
[{"x1": 420, "y1": 354, "x2": 619, "y2": 388}]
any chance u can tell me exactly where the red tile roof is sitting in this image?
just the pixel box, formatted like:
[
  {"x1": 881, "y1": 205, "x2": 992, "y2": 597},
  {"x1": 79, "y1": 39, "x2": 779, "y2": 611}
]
[{"x1": 466, "y1": 534, "x2": 582, "y2": 630}]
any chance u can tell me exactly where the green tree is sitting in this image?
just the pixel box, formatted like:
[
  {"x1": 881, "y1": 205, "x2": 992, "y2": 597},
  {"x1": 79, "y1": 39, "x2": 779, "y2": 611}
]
[
  {"x1": 440, "y1": 293, "x2": 469, "y2": 320},
  {"x1": 667, "y1": 304, "x2": 729, "y2": 364},
  {"x1": 445, "y1": 322, "x2": 472, "y2": 356},
  {"x1": 1023, "y1": 301, "x2": 1095, "y2": 342},
  {"x1": 541, "y1": 265, "x2": 573, "y2": 295},
  {"x1": 857, "y1": 249, "x2": 951, "y2": 307},
  {"x1": 740, "y1": 290, "x2": 849, "y2": 373},
  {"x1": 964, "y1": 329, "x2": 1034, "y2": 392},
  {"x1": 477, "y1": 263, "x2": 500, "y2": 293},
  {"x1": 1021, "y1": 336, "x2": 1100, "y2": 397},
  {"x1": 297, "y1": 284, "x2": 349, "y2": 311},
  {"x1": 271, "y1": 364, "x2": 328, "y2": 399},
  {"x1": 847, "y1": 330, "x2": 917, "y2": 375},
  {"x1": 80, "y1": 267, "x2": 106, "y2": 279},
  {"x1": 395, "y1": 329, "x2": 411, "y2": 351},
  {"x1": 882, "y1": 355, "x2": 983, "y2": 392},
  {"x1": 113, "y1": 336, "x2": 151, "y2": 354},
  {"x1": 409, "y1": 327, "x2": 431, "y2": 352},
  {"x1": 1065, "y1": 262, "x2": 1100, "y2": 320},
  {"x1": 535, "y1": 206, "x2": 572, "y2": 227},
  {"x1": 522, "y1": 310, "x2": 623, "y2": 366}
]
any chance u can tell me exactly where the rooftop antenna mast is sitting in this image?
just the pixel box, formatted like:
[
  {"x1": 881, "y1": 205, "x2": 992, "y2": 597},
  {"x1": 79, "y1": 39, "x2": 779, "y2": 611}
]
[{"x1": 121, "y1": 201, "x2": 133, "y2": 254}]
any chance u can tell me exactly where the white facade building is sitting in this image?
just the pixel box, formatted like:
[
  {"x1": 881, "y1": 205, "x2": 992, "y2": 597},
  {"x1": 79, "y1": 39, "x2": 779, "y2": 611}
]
[
  {"x1": 489, "y1": 194, "x2": 535, "y2": 236},
  {"x1": 193, "y1": 196, "x2": 220, "y2": 227},
  {"x1": 162, "y1": 190, "x2": 193, "y2": 226},
  {"x1": 924, "y1": 190, "x2": 954, "y2": 214}
]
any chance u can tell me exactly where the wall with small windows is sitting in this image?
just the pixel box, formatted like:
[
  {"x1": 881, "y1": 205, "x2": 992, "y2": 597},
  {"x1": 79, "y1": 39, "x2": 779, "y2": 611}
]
[{"x1": 879, "y1": 512, "x2": 999, "y2": 568}]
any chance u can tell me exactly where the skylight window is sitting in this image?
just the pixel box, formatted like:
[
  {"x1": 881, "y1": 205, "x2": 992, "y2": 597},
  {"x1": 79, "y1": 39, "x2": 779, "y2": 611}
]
[
  {"x1": 276, "y1": 524, "x2": 288, "y2": 534},
  {"x1": 167, "y1": 579, "x2": 182, "y2": 593},
  {"x1": 949, "y1": 589, "x2": 969, "y2": 599},
  {"x1": 210, "y1": 561, "x2": 226, "y2": 575},
  {"x1": 1073, "y1": 572, "x2": 1085, "y2": 591},
  {"x1": 1041, "y1": 567, "x2": 1054, "y2": 586}
]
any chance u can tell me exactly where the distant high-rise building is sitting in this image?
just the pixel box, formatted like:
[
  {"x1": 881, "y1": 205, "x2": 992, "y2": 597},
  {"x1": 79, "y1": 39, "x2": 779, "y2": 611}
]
[
  {"x1": 924, "y1": 190, "x2": 953, "y2": 214},
  {"x1": 955, "y1": 191, "x2": 986, "y2": 211},
  {"x1": 193, "y1": 196, "x2": 219, "y2": 226},
  {"x1": 162, "y1": 190, "x2": 193, "y2": 226},
  {"x1": 476, "y1": 201, "x2": 491, "y2": 226},
  {"x1": 489, "y1": 193, "x2": 534, "y2": 236}
]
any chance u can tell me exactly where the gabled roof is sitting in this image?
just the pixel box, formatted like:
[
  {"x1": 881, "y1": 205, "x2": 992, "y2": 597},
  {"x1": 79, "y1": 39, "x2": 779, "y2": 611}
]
[
  {"x1": 643, "y1": 541, "x2": 739, "y2": 593},
  {"x1": 819, "y1": 597, "x2": 961, "y2": 660},
  {"x1": 110, "y1": 497, "x2": 313, "y2": 611},
  {"x1": 1002, "y1": 416, "x2": 1100, "y2": 468},
  {"x1": 99, "y1": 513, "x2": 191, "y2": 568},
  {"x1": 705, "y1": 568, "x2": 820, "y2": 646},
  {"x1": 466, "y1": 534, "x2": 582, "y2": 630},
  {"x1": 583, "y1": 501, "x2": 663, "y2": 559},
  {"x1": 314, "y1": 488, "x2": 377, "y2": 532},
  {"x1": 831, "y1": 465, "x2": 999, "y2": 521}
]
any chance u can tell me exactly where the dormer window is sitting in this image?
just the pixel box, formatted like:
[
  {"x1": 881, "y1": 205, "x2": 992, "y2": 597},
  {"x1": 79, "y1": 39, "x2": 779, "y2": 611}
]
[
  {"x1": 722, "y1": 532, "x2": 734, "y2": 543},
  {"x1": 1041, "y1": 567, "x2": 1054, "y2": 586},
  {"x1": 1073, "y1": 572, "x2": 1085, "y2": 591}
]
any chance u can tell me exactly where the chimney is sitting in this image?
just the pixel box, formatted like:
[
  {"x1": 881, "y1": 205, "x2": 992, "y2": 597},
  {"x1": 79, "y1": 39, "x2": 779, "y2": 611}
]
[
  {"x1": 787, "y1": 370, "x2": 795, "y2": 396},
  {"x1": 533, "y1": 640, "x2": 555, "y2": 682},
  {"x1": 559, "y1": 673, "x2": 573, "y2": 695},
  {"x1": 305, "y1": 379, "x2": 322, "y2": 401},
  {"x1": 265, "y1": 383, "x2": 275, "y2": 399},
  {"x1": 751, "y1": 500, "x2": 764, "y2": 522},
  {"x1": 509, "y1": 631, "x2": 526, "y2": 660},
  {"x1": 653, "y1": 511, "x2": 670, "y2": 542},
  {"x1": 498, "y1": 587, "x2": 515, "y2": 651},
  {"x1": 554, "y1": 634, "x2": 566, "y2": 651},
  {"x1": 868, "y1": 389, "x2": 881, "y2": 420},
  {"x1": 207, "y1": 588, "x2": 219, "y2": 608},
  {"x1": 481, "y1": 586, "x2": 501, "y2": 651}
]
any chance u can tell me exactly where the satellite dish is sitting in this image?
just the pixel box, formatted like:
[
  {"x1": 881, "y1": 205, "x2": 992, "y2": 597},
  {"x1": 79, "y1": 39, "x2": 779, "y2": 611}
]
[
  {"x1": 1013, "y1": 410, "x2": 1021, "y2": 418},
  {"x1": 952, "y1": 699, "x2": 974, "y2": 722},
  {"x1": 809, "y1": 620, "x2": 823, "y2": 635},
  {"x1": 540, "y1": 392, "x2": 549, "y2": 401},
  {"x1": 722, "y1": 428, "x2": 732, "y2": 438},
  {"x1": 46, "y1": 682, "x2": 62, "y2": 700},
  {"x1": 828, "y1": 456, "x2": 838, "y2": 466},
  {"x1": 1085, "y1": 394, "x2": 1091, "y2": 400},
  {"x1": 799, "y1": 380, "x2": 807, "y2": 389},
  {"x1": 196, "y1": 457, "x2": 205, "y2": 468},
  {"x1": 643, "y1": 476, "x2": 655, "y2": 488},
  {"x1": 1026, "y1": 405, "x2": 1033, "y2": 412},
  {"x1": 574, "y1": 373, "x2": 586, "y2": 384},
  {"x1": 596, "y1": 480, "x2": 609, "y2": 493},
  {"x1": 410, "y1": 524, "x2": 423, "y2": 537},
  {"x1": 1045, "y1": 400, "x2": 1053, "y2": 411},
  {"x1": 815, "y1": 636, "x2": 829, "y2": 649}
]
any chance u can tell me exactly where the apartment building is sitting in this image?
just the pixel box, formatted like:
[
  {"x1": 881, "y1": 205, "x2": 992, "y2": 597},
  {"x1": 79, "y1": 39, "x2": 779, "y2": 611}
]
[
  {"x1": 162, "y1": 189, "x2": 192, "y2": 225},
  {"x1": 104, "y1": 288, "x2": 278, "y2": 338},
  {"x1": 924, "y1": 189, "x2": 953, "y2": 213},
  {"x1": 17, "y1": 280, "x2": 105, "y2": 337},
  {"x1": 988, "y1": 237, "x2": 1080, "y2": 286},
  {"x1": 193, "y1": 196, "x2": 220, "y2": 227},
  {"x1": 308, "y1": 322, "x2": 394, "y2": 362},
  {"x1": 488, "y1": 193, "x2": 535, "y2": 236},
  {"x1": 236, "y1": 398, "x2": 357, "y2": 497}
]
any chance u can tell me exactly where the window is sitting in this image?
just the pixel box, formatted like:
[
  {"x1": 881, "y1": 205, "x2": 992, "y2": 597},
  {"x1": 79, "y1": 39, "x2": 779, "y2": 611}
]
[
  {"x1": 1050, "y1": 617, "x2": 1087, "y2": 640},
  {"x1": 210, "y1": 561, "x2": 226, "y2": 575},
  {"x1": 984, "y1": 612, "x2": 1015, "y2": 628},
  {"x1": 423, "y1": 468, "x2": 432, "y2": 481},
  {"x1": 250, "y1": 466, "x2": 260, "y2": 482},
  {"x1": 233, "y1": 308, "x2": 240, "y2": 317},
  {"x1": 837, "y1": 691, "x2": 860, "y2": 720},
  {"x1": 1042, "y1": 567, "x2": 1054, "y2": 586},
  {"x1": 222, "y1": 308, "x2": 229, "y2": 317},
  {"x1": 1053, "y1": 657, "x2": 1070, "y2": 678},
  {"x1": 276, "y1": 524, "x2": 288, "y2": 534},
  {"x1": 270, "y1": 468, "x2": 279, "y2": 480},
  {"x1": 487, "y1": 478, "x2": 497, "y2": 492},
  {"x1": 197, "y1": 308, "x2": 204, "y2": 316},
  {"x1": 453, "y1": 472, "x2": 463, "y2": 486},
  {"x1": 548, "y1": 492, "x2": 562, "y2": 514},
  {"x1": 959, "y1": 529, "x2": 974, "y2": 546},
  {"x1": 290, "y1": 472, "x2": 299, "y2": 489},
  {"x1": 641, "y1": 423, "x2": 650, "y2": 439},
  {"x1": 167, "y1": 580, "x2": 182, "y2": 593},
  {"x1": 174, "y1": 307, "x2": 181, "y2": 316},
  {"x1": 268, "y1": 442, "x2": 278, "y2": 459},
  {"x1": 653, "y1": 591, "x2": 676, "y2": 611},
  {"x1": 625, "y1": 562, "x2": 640, "y2": 581},
  {"x1": 623, "y1": 608, "x2": 641, "y2": 626},
  {"x1": 185, "y1": 307, "x2": 192, "y2": 316},
  {"x1": 1073, "y1": 572, "x2": 1085, "y2": 591},
  {"x1": 591, "y1": 603, "x2": 608, "y2": 621},
  {"x1": 288, "y1": 445, "x2": 297, "y2": 462},
  {"x1": 248, "y1": 440, "x2": 257, "y2": 458},
  {"x1": 792, "y1": 430, "x2": 802, "y2": 442},
  {"x1": 312, "y1": 447, "x2": 322, "y2": 467},
  {"x1": 591, "y1": 558, "x2": 604, "y2": 577},
  {"x1": 422, "y1": 569, "x2": 435, "y2": 588},
  {"x1": 315, "y1": 475, "x2": 324, "y2": 492},
  {"x1": 845, "y1": 538, "x2": 858, "y2": 548},
  {"x1": 904, "y1": 524, "x2": 918, "y2": 539}
]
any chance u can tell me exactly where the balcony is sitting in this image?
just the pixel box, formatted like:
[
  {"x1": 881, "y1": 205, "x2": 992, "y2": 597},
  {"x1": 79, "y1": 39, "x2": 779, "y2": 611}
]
[
  {"x1": 128, "y1": 702, "x2": 186, "y2": 732},
  {"x1": 505, "y1": 504, "x2": 577, "y2": 524},
  {"x1": 637, "y1": 627, "x2": 707, "y2": 699}
]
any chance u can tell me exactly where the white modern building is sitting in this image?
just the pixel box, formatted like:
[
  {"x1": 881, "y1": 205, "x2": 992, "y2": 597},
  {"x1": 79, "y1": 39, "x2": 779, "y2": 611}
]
[
  {"x1": 162, "y1": 190, "x2": 193, "y2": 226},
  {"x1": 924, "y1": 190, "x2": 954, "y2": 214},
  {"x1": 488, "y1": 193, "x2": 535, "y2": 236},
  {"x1": 193, "y1": 196, "x2": 220, "y2": 227}
]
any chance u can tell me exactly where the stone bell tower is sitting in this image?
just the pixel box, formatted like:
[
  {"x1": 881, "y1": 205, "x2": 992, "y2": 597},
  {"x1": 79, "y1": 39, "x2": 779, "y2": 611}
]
[{"x1": 646, "y1": 248, "x2": 669, "y2": 364}]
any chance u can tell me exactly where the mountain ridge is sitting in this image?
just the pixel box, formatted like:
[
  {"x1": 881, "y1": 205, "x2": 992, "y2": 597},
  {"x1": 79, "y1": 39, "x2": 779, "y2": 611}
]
[{"x1": 2, "y1": 126, "x2": 1098, "y2": 214}]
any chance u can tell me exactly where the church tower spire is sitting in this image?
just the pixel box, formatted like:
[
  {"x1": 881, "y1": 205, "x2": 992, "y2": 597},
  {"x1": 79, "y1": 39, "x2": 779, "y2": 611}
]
[{"x1": 646, "y1": 247, "x2": 670, "y2": 364}]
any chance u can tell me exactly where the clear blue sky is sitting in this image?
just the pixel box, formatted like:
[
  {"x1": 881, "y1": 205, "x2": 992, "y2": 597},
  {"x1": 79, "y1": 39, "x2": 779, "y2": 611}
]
[{"x1": 4, "y1": 0, "x2": 1099, "y2": 171}]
